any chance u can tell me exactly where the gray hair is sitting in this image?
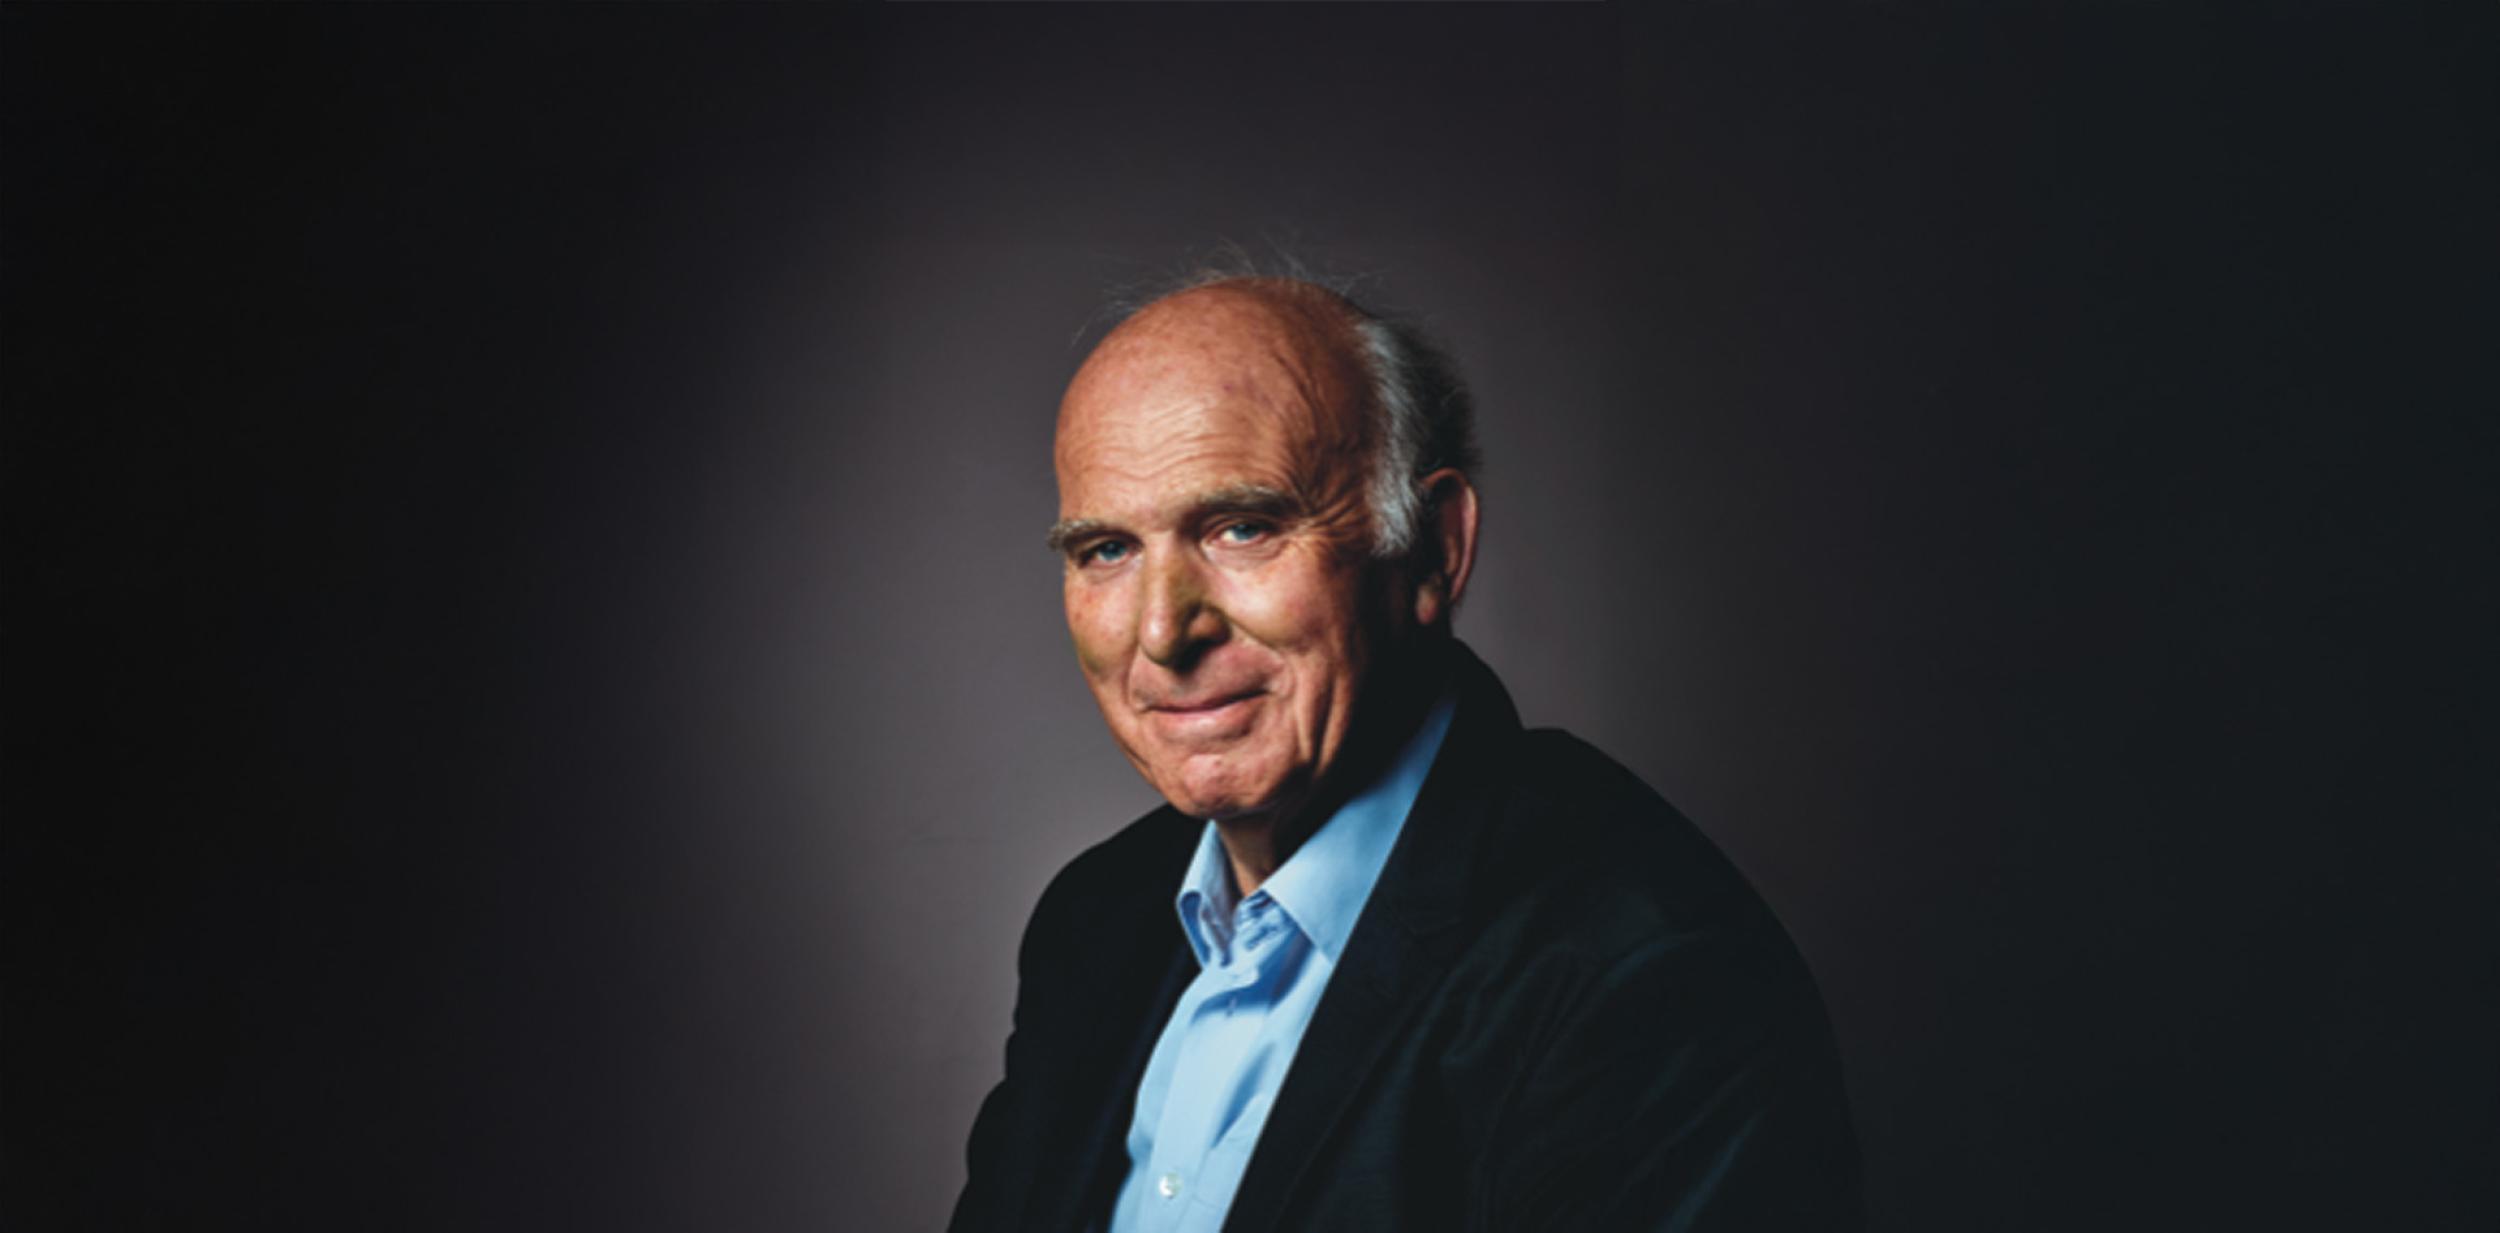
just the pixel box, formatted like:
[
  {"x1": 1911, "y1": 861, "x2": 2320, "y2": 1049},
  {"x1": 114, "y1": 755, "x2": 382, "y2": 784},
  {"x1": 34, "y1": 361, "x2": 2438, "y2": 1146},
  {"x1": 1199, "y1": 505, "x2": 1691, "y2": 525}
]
[
  {"x1": 1348, "y1": 311, "x2": 1478, "y2": 559},
  {"x1": 1104, "y1": 261, "x2": 1479, "y2": 560}
]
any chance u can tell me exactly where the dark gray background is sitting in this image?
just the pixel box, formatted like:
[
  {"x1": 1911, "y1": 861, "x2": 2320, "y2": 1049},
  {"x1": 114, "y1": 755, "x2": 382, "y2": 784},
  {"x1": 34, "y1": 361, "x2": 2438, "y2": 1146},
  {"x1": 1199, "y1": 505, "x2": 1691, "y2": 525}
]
[{"x1": 7, "y1": 5, "x2": 2493, "y2": 1231}]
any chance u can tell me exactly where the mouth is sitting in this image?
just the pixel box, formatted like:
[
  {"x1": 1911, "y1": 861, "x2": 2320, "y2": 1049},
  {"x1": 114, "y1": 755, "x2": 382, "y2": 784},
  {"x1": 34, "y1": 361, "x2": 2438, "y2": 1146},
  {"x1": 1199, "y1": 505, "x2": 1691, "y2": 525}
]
[
  {"x1": 1142, "y1": 689, "x2": 1264, "y2": 737},
  {"x1": 1147, "y1": 688, "x2": 1262, "y2": 716}
]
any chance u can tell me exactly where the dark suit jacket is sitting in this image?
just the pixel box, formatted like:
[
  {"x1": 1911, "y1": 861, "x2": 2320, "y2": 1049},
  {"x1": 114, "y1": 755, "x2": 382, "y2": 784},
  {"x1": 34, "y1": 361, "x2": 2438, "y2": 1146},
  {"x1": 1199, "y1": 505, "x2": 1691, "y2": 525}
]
[{"x1": 951, "y1": 647, "x2": 1861, "y2": 1232}]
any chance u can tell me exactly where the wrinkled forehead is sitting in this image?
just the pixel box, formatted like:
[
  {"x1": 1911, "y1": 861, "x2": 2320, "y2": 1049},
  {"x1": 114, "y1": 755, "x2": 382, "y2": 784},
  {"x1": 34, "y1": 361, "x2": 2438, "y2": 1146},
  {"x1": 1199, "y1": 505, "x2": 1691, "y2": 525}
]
[{"x1": 1055, "y1": 283, "x2": 1374, "y2": 465}]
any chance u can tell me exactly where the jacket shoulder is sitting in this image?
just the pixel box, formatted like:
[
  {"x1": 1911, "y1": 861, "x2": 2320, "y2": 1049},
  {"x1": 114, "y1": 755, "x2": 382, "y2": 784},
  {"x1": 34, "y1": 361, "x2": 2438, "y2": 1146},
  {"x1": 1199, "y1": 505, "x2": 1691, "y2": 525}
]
[
  {"x1": 1387, "y1": 721, "x2": 1862, "y2": 1228},
  {"x1": 1016, "y1": 805, "x2": 1197, "y2": 967},
  {"x1": 1471, "y1": 726, "x2": 1814, "y2": 986}
]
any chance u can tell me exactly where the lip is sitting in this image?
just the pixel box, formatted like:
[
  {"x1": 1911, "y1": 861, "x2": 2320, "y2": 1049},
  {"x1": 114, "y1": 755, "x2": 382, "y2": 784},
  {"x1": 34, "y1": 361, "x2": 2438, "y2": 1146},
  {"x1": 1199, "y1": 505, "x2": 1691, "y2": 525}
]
[
  {"x1": 1142, "y1": 689, "x2": 1264, "y2": 738},
  {"x1": 1147, "y1": 689, "x2": 1262, "y2": 715}
]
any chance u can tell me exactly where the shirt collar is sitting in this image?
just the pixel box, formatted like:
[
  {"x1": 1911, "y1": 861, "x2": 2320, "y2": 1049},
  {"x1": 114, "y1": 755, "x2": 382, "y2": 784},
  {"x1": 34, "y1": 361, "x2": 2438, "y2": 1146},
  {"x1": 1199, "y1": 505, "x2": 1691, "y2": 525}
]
[
  {"x1": 1174, "y1": 829, "x2": 1238, "y2": 967},
  {"x1": 1172, "y1": 684, "x2": 1459, "y2": 967}
]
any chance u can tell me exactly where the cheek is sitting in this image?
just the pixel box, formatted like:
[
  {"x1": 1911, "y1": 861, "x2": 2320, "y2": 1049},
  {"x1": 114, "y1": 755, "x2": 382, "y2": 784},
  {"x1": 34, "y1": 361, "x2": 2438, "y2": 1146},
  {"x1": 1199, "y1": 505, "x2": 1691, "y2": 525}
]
[
  {"x1": 1060, "y1": 577, "x2": 1145, "y2": 680},
  {"x1": 1219, "y1": 560, "x2": 1362, "y2": 654},
  {"x1": 1064, "y1": 586, "x2": 1130, "y2": 680}
]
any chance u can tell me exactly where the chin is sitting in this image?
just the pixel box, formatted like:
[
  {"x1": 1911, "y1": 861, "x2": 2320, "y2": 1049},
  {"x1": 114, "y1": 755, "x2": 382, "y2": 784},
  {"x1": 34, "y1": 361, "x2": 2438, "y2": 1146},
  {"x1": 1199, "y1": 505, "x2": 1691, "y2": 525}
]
[
  {"x1": 1158, "y1": 783, "x2": 1274, "y2": 823},
  {"x1": 1153, "y1": 753, "x2": 1294, "y2": 822}
]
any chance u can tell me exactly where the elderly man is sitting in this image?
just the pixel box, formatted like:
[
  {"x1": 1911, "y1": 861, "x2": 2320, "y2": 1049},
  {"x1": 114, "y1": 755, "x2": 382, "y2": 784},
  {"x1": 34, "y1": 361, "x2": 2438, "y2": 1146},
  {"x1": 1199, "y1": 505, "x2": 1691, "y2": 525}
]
[{"x1": 951, "y1": 277, "x2": 1859, "y2": 1233}]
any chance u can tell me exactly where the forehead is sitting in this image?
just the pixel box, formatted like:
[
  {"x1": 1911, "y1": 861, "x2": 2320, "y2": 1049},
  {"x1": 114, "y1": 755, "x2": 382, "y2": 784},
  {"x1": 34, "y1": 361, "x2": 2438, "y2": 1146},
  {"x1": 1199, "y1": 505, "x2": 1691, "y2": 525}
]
[{"x1": 1055, "y1": 286, "x2": 1372, "y2": 506}]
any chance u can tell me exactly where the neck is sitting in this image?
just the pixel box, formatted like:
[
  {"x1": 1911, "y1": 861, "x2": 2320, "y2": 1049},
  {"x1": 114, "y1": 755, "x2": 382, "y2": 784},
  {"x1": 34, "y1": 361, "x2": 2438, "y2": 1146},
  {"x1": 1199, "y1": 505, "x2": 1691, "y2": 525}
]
[{"x1": 1213, "y1": 638, "x2": 1452, "y2": 896}]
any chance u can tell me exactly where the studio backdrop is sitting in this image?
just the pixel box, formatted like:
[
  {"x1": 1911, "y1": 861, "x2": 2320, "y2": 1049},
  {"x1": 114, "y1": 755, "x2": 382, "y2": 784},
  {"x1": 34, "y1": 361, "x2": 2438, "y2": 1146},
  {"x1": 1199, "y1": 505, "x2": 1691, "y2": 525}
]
[{"x1": 7, "y1": 5, "x2": 2492, "y2": 1232}]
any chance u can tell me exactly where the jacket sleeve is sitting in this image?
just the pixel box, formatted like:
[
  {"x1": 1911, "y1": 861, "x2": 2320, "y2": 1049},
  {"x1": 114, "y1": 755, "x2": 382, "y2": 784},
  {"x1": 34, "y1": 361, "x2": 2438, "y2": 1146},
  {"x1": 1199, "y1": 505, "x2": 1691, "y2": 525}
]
[{"x1": 1470, "y1": 926, "x2": 1863, "y2": 1232}]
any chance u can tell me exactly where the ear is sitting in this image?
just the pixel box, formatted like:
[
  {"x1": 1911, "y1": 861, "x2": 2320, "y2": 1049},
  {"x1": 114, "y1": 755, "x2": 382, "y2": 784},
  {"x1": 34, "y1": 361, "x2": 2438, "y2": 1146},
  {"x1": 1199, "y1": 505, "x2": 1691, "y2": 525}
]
[{"x1": 1408, "y1": 468, "x2": 1480, "y2": 629}]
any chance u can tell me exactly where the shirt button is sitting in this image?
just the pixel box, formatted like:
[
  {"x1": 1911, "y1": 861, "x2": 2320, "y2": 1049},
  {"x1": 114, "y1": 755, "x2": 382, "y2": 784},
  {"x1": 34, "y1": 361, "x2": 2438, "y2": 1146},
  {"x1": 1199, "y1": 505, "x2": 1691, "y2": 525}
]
[{"x1": 1157, "y1": 1171, "x2": 1184, "y2": 1199}]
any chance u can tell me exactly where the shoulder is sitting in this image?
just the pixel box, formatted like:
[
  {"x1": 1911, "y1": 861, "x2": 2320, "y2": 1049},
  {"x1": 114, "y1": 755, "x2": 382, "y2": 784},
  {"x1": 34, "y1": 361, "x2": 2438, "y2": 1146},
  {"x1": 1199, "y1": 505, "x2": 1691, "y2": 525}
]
[
  {"x1": 1034, "y1": 802, "x2": 1199, "y2": 906},
  {"x1": 1459, "y1": 726, "x2": 1824, "y2": 1015},
  {"x1": 1015, "y1": 804, "x2": 1198, "y2": 965},
  {"x1": 1408, "y1": 723, "x2": 1860, "y2": 1220}
]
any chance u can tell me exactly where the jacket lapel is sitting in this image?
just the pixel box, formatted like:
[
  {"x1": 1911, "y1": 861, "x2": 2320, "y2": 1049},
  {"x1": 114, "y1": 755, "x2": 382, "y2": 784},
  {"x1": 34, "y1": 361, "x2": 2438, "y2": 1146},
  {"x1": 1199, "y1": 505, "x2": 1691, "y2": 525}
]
[
  {"x1": 1020, "y1": 814, "x2": 1198, "y2": 1233},
  {"x1": 1219, "y1": 648, "x2": 1520, "y2": 1233}
]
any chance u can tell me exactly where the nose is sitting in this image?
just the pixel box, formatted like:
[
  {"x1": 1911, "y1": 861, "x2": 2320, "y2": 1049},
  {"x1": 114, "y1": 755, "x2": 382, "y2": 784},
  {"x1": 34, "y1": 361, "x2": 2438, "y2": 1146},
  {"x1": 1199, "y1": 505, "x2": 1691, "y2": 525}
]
[{"x1": 1138, "y1": 547, "x2": 1226, "y2": 671}]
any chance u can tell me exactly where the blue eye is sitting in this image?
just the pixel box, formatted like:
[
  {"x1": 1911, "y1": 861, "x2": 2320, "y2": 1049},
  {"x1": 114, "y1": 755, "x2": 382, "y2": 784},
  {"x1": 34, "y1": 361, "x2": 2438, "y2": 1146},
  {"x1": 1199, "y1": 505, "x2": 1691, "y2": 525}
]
[
  {"x1": 1217, "y1": 522, "x2": 1269, "y2": 544},
  {"x1": 1080, "y1": 540, "x2": 1131, "y2": 566}
]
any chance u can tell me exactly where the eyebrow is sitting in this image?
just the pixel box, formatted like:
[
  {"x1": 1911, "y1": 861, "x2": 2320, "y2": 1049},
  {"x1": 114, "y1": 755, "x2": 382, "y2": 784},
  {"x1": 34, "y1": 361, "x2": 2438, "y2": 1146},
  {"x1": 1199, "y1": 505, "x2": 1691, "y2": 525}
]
[
  {"x1": 1045, "y1": 483, "x2": 1302, "y2": 556},
  {"x1": 1043, "y1": 517, "x2": 1111, "y2": 557}
]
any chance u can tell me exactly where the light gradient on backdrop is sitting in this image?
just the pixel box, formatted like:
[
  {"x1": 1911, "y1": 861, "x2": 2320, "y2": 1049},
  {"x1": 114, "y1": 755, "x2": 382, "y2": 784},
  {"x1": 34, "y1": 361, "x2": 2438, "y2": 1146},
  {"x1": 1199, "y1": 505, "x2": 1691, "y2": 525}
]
[
  {"x1": 685, "y1": 223, "x2": 1651, "y2": 1233},
  {"x1": 7, "y1": 6, "x2": 2492, "y2": 1233},
  {"x1": 665, "y1": 15, "x2": 1671, "y2": 1226}
]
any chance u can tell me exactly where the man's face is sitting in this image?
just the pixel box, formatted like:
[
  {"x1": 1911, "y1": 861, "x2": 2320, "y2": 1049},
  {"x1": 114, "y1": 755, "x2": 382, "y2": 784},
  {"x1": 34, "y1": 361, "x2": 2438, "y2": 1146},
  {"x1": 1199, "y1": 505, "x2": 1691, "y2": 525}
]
[{"x1": 1052, "y1": 287, "x2": 1401, "y2": 823}]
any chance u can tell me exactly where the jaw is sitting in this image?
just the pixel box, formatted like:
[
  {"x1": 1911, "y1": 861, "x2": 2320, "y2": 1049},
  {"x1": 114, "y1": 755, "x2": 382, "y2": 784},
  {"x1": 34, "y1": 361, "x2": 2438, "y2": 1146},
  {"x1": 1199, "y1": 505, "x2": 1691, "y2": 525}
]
[{"x1": 1144, "y1": 739, "x2": 1312, "y2": 823}]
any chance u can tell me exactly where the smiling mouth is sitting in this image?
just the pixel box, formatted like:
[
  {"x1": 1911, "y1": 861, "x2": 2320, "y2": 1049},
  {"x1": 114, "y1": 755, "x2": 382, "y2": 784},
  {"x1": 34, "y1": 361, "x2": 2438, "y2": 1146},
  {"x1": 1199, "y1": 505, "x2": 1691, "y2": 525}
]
[{"x1": 1147, "y1": 689, "x2": 1262, "y2": 716}]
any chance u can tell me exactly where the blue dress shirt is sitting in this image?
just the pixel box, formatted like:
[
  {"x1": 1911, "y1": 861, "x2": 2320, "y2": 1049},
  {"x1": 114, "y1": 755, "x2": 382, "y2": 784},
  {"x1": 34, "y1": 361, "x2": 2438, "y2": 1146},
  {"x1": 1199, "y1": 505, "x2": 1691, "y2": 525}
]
[{"x1": 1106, "y1": 690, "x2": 1457, "y2": 1233}]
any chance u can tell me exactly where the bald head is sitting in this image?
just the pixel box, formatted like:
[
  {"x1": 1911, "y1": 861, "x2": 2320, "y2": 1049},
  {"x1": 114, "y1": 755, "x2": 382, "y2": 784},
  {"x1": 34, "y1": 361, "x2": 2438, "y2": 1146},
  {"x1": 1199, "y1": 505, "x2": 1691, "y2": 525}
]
[
  {"x1": 1057, "y1": 280, "x2": 1378, "y2": 530},
  {"x1": 1059, "y1": 276, "x2": 1475, "y2": 560},
  {"x1": 1075, "y1": 277, "x2": 1370, "y2": 385}
]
